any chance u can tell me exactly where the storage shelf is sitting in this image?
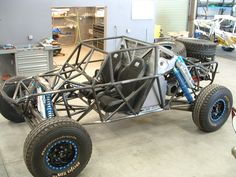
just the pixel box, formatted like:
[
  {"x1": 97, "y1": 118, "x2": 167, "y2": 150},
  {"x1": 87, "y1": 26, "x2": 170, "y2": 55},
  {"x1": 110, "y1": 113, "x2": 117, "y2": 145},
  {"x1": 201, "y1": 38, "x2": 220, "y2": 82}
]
[
  {"x1": 197, "y1": 0, "x2": 236, "y2": 19},
  {"x1": 93, "y1": 23, "x2": 104, "y2": 49},
  {"x1": 52, "y1": 15, "x2": 77, "y2": 18},
  {"x1": 53, "y1": 26, "x2": 75, "y2": 29},
  {"x1": 53, "y1": 26, "x2": 76, "y2": 29},
  {"x1": 58, "y1": 34, "x2": 75, "y2": 38},
  {"x1": 52, "y1": 7, "x2": 105, "y2": 46},
  {"x1": 197, "y1": 1, "x2": 236, "y2": 7}
]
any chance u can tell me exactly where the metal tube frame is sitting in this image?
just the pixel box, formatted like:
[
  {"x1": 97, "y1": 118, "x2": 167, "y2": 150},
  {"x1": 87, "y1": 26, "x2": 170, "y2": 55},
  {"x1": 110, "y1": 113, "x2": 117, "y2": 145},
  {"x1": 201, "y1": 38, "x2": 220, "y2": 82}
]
[{"x1": 0, "y1": 36, "x2": 218, "y2": 127}]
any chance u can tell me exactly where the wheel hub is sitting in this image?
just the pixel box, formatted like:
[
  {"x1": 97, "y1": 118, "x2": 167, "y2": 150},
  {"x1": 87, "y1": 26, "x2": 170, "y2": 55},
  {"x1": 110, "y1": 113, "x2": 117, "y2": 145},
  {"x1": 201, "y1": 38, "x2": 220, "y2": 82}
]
[
  {"x1": 211, "y1": 99, "x2": 226, "y2": 121},
  {"x1": 45, "y1": 140, "x2": 78, "y2": 170}
]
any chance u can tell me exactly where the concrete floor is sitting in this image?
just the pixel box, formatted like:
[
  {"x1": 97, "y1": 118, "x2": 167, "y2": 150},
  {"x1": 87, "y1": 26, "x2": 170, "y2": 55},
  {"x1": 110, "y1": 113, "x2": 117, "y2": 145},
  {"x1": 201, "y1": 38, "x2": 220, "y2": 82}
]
[{"x1": 0, "y1": 47, "x2": 236, "y2": 177}]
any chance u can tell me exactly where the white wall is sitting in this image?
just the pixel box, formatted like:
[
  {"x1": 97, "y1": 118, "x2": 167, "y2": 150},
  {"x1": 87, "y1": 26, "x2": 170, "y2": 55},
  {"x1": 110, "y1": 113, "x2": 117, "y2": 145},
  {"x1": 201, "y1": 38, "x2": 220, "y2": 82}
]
[{"x1": 0, "y1": 0, "x2": 52, "y2": 45}]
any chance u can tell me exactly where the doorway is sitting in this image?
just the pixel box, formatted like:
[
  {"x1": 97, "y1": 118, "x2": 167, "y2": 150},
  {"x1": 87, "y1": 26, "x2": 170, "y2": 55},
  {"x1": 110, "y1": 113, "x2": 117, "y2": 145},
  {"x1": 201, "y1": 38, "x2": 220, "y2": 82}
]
[{"x1": 51, "y1": 6, "x2": 106, "y2": 66}]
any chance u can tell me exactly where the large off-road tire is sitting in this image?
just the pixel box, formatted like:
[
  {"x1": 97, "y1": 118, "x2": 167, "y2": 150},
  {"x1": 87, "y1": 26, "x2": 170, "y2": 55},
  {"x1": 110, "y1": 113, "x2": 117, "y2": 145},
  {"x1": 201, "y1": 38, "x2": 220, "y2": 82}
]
[
  {"x1": 176, "y1": 38, "x2": 217, "y2": 61},
  {"x1": 199, "y1": 34, "x2": 211, "y2": 41},
  {"x1": 222, "y1": 46, "x2": 235, "y2": 52},
  {"x1": 192, "y1": 84, "x2": 233, "y2": 132},
  {"x1": 24, "y1": 118, "x2": 92, "y2": 177},
  {"x1": 0, "y1": 76, "x2": 30, "y2": 123},
  {"x1": 157, "y1": 41, "x2": 187, "y2": 57}
]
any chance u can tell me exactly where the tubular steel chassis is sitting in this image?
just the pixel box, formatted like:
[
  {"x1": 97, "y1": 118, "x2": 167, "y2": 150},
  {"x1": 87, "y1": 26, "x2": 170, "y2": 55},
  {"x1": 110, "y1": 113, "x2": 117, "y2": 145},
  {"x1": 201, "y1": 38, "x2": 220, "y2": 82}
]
[{"x1": 1, "y1": 36, "x2": 218, "y2": 128}]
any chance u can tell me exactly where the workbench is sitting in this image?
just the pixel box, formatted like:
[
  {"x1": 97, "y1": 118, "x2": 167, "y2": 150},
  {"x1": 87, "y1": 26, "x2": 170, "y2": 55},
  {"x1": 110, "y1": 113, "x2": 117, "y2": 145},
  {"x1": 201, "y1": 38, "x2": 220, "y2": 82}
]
[{"x1": 0, "y1": 45, "x2": 56, "y2": 82}]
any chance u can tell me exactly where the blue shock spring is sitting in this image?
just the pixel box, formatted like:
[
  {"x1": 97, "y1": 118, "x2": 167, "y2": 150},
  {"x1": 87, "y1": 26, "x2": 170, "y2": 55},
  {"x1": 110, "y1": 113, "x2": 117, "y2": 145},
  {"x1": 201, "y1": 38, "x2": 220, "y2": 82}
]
[
  {"x1": 45, "y1": 94, "x2": 54, "y2": 119},
  {"x1": 173, "y1": 67, "x2": 193, "y2": 103}
]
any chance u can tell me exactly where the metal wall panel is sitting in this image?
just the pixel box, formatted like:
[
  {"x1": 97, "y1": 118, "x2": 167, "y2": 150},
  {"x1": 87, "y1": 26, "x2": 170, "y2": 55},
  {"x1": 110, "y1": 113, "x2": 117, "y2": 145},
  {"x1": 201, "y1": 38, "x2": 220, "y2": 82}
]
[{"x1": 155, "y1": 0, "x2": 189, "y2": 34}]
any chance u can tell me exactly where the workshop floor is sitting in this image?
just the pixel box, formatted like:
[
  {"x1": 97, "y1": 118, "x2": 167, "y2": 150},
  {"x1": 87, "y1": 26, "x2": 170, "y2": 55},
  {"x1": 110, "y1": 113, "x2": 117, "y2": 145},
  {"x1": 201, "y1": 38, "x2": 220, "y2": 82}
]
[{"x1": 0, "y1": 47, "x2": 236, "y2": 177}]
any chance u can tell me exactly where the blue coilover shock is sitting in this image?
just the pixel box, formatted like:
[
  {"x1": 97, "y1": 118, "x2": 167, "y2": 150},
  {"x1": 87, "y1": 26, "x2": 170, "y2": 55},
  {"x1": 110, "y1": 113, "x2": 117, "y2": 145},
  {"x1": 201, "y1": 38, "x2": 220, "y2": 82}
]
[
  {"x1": 176, "y1": 56, "x2": 195, "y2": 88},
  {"x1": 173, "y1": 67, "x2": 193, "y2": 103},
  {"x1": 45, "y1": 94, "x2": 54, "y2": 119}
]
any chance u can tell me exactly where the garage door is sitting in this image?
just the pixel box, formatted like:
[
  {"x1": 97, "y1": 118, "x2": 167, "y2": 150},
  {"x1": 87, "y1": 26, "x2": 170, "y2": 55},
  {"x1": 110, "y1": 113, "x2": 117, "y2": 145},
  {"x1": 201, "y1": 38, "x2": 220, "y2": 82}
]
[{"x1": 155, "y1": 0, "x2": 189, "y2": 34}]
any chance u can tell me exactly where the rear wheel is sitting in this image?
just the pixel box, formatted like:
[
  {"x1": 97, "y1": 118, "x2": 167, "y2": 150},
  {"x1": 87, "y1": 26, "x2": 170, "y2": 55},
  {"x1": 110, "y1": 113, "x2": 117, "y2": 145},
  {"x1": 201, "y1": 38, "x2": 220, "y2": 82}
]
[
  {"x1": 0, "y1": 76, "x2": 31, "y2": 123},
  {"x1": 24, "y1": 117, "x2": 92, "y2": 177},
  {"x1": 192, "y1": 84, "x2": 233, "y2": 132}
]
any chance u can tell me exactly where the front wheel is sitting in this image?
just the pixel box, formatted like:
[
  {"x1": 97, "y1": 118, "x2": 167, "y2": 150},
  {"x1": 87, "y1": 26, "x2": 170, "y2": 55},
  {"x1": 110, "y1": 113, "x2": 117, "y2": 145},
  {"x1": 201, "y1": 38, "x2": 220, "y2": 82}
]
[
  {"x1": 24, "y1": 117, "x2": 92, "y2": 177},
  {"x1": 192, "y1": 84, "x2": 233, "y2": 132}
]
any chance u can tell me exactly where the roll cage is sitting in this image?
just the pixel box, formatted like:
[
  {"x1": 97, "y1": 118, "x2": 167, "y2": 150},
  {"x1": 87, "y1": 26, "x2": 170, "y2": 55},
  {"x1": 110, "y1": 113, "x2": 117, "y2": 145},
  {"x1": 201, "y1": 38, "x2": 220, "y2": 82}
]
[{"x1": 1, "y1": 36, "x2": 218, "y2": 127}]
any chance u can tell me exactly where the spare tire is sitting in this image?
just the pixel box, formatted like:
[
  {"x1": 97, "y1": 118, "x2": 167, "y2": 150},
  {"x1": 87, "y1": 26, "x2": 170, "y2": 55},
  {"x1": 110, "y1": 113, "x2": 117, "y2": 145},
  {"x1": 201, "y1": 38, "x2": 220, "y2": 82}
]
[
  {"x1": 222, "y1": 46, "x2": 235, "y2": 52},
  {"x1": 198, "y1": 34, "x2": 211, "y2": 41},
  {"x1": 176, "y1": 38, "x2": 217, "y2": 61},
  {"x1": 157, "y1": 41, "x2": 187, "y2": 57}
]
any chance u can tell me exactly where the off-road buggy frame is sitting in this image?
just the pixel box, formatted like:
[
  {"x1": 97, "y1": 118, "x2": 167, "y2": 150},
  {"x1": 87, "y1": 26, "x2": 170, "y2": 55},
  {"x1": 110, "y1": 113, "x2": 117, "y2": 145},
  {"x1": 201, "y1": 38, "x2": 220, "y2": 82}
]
[{"x1": 0, "y1": 36, "x2": 233, "y2": 177}]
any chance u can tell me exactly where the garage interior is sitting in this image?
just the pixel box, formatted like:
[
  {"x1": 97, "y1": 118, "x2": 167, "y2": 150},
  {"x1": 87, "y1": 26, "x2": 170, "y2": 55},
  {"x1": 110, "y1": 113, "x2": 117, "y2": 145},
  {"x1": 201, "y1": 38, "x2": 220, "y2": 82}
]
[{"x1": 0, "y1": 0, "x2": 236, "y2": 177}]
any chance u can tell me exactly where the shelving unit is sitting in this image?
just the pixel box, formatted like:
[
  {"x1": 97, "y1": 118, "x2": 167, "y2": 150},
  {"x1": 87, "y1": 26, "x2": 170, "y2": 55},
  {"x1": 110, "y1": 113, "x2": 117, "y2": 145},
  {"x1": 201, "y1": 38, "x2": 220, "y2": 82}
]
[
  {"x1": 52, "y1": 15, "x2": 77, "y2": 19},
  {"x1": 93, "y1": 24, "x2": 104, "y2": 49},
  {"x1": 52, "y1": 8, "x2": 78, "y2": 46},
  {"x1": 93, "y1": 7, "x2": 105, "y2": 49},
  {"x1": 197, "y1": 0, "x2": 236, "y2": 19},
  {"x1": 52, "y1": 7, "x2": 105, "y2": 47}
]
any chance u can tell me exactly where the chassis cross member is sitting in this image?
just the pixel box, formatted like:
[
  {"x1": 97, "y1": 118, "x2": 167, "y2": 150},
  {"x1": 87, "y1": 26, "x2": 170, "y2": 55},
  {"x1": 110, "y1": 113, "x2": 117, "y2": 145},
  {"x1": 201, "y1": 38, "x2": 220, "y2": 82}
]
[{"x1": 0, "y1": 36, "x2": 233, "y2": 177}]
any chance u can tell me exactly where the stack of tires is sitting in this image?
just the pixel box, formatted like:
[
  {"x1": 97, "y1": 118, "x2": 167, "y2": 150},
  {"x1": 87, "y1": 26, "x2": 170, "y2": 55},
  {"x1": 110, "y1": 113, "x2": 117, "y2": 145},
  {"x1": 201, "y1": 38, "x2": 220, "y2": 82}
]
[
  {"x1": 157, "y1": 40, "x2": 187, "y2": 58},
  {"x1": 176, "y1": 38, "x2": 217, "y2": 62}
]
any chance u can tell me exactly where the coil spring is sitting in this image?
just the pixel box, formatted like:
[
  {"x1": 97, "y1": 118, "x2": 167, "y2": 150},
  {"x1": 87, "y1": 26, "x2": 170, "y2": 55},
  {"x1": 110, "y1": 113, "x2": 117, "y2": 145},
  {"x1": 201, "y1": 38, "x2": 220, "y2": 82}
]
[{"x1": 45, "y1": 94, "x2": 54, "y2": 119}]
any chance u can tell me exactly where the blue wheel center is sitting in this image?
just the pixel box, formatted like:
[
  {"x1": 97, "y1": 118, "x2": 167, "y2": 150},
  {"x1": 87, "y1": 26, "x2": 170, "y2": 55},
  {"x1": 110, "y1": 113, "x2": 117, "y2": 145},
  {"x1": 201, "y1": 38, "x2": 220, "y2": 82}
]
[
  {"x1": 45, "y1": 140, "x2": 78, "y2": 171},
  {"x1": 211, "y1": 99, "x2": 226, "y2": 121}
]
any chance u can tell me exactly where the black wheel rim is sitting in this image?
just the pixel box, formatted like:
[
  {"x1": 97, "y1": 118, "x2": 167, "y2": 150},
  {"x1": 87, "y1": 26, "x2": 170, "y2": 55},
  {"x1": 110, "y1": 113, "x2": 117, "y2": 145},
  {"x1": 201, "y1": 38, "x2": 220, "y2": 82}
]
[
  {"x1": 45, "y1": 140, "x2": 78, "y2": 171},
  {"x1": 211, "y1": 99, "x2": 226, "y2": 121}
]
